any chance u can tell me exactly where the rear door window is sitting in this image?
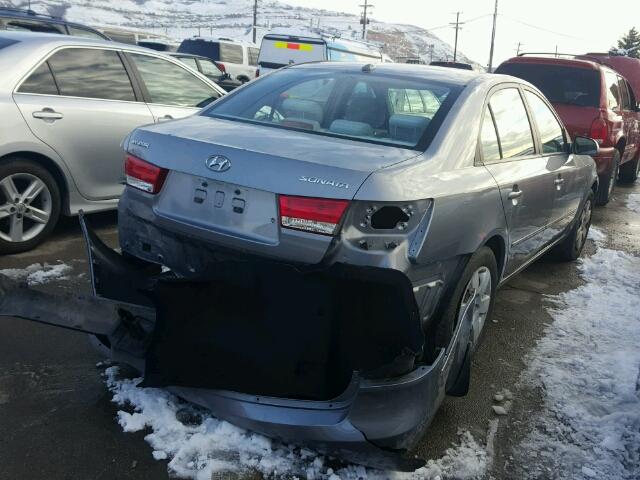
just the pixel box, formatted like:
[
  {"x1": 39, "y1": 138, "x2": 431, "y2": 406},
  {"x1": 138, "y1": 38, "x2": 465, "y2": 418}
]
[
  {"x1": 47, "y1": 48, "x2": 136, "y2": 101},
  {"x1": 199, "y1": 59, "x2": 222, "y2": 77},
  {"x1": 4, "y1": 19, "x2": 65, "y2": 34},
  {"x1": 130, "y1": 53, "x2": 221, "y2": 107},
  {"x1": 177, "y1": 56, "x2": 199, "y2": 71},
  {"x1": 495, "y1": 63, "x2": 600, "y2": 108},
  {"x1": 617, "y1": 76, "x2": 631, "y2": 110},
  {"x1": 67, "y1": 26, "x2": 105, "y2": 40},
  {"x1": 17, "y1": 62, "x2": 59, "y2": 95},
  {"x1": 220, "y1": 43, "x2": 243, "y2": 64},
  {"x1": 604, "y1": 70, "x2": 621, "y2": 110},
  {"x1": 525, "y1": 91, "x2": 567, "y2": 154},
  {"x1": 489, "y1": 88, "x2": 535, "y2": 159},
  {"x1": 480, "y1": 108, "x2": 501, "y2": 162},
  {"x1": 248, "y1": 47, "x2": 259, "y2": 66}
]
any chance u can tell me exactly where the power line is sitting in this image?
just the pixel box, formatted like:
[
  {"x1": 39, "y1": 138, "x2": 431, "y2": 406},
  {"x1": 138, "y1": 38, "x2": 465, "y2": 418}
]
[{"x1": 501, "y1": 15, "x2": 584, "y2": 40}]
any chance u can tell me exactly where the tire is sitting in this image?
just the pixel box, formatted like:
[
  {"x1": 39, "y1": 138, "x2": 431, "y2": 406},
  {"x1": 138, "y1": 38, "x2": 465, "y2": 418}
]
[
  {"x1": 430, "y1": 247, "x2": 498, "y2": 395},
  {"x1": 554, "y1": 192, "x2": 593, "y2": 262},
  {"x1": 619, "y1": 154, "x2": 640, "y2": 184},
  {"x1": 596, "y1": 151, "x2": 620, "y2": 206},
  {"x1": 0, "y1": 159, "x2": 61, "y2": 254}
]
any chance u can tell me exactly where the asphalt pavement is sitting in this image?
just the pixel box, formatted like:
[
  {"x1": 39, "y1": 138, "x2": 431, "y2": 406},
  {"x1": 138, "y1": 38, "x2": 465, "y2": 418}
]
[{"x1": 0, "y1": 183, "x2": 638, "y2": 480}]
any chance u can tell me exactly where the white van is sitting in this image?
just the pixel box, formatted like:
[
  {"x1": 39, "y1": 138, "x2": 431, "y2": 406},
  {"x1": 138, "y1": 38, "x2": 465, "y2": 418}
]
[
  {"x1": 178, "y1": 37, "x2": 260, "y2": 83},
  {"x1": 257, "y1": 33, "x2": 384, "y2": 75}
]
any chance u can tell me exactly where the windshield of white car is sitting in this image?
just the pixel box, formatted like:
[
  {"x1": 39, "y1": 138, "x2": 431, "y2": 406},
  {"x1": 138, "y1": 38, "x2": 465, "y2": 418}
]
[{"x1": 202, "y1": 68, "x2": 461, "y2": 150}]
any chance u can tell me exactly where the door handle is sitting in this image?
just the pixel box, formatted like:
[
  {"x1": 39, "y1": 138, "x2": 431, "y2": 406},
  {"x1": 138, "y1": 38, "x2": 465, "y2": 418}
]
[
  {"x1": 507, "y1": 189, "x2": 523, "y2": 200},
  {"x1": 32, "y1": 108, "x2": 63, "y2": 120},
  {"x1": 554, "y1": 177, "x2": 565, "y2": 189}
]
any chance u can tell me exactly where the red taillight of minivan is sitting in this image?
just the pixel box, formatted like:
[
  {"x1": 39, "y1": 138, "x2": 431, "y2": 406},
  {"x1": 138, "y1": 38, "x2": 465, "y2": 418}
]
[
  {"x1": 589, "y1": 117, "x2": 609, "y2": 145},
  {"x1": 279, "y1": 195, "x2": 349, "y2": 236},
  {"x1": 214, "y1": 61, "x2": 226, "y2": 73},
  {"x1": 125, "y1": 154, "x2": 168, "y2": 194}
]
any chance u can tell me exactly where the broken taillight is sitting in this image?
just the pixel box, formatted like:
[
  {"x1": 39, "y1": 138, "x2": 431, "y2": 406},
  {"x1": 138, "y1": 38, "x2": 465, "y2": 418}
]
[
  {"x1": 125, "y1": 154, "x2": 168, "y2": 194},
  {"x1": 279, "y1": 195, "x2": 349, "y2": 236}
]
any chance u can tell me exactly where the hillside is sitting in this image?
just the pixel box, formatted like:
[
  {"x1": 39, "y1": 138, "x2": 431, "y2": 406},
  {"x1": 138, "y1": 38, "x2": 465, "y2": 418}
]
[{"x1": 1, "y1": 0, "x2": 477, "y2": 65}]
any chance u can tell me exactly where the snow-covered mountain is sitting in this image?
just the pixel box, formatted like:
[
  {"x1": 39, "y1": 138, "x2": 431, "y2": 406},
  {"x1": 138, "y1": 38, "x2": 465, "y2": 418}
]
[{"x1": 1, "y1": 0, "x2": 477, "y2": 66}]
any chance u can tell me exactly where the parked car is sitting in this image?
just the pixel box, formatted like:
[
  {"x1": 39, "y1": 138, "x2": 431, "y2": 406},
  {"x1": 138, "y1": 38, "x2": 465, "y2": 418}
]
[
  {"x1": 257, "y1": 31, "x2": 384, "y2": 75},
  {"x1": 177, "y1": 37, "x2": 259, "y2": 83},
  {"x1": 0, "y1": 31, "x2": 226, "y2": 253},
  {"x1": 0, "y1": 6, "x2": 108, "y2": 40},
  {"x1": 4, "y1": 63, "x2": 597, "y2": 467},
  {"x1": 168, "y1": 52, "x2": 242, "y2": 91},
  {"x1": 496, "y1": 55, "x2": 640, "y2": 204},
  {"x1": 97, "y1": 26, "x2": 177, "y2": 51}
]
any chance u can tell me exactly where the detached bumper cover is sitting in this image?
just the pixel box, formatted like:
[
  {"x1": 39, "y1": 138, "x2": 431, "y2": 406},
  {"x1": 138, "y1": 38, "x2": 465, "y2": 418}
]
[{"x1": 0, "y1": 216, "x2": 449, "y2": 470}]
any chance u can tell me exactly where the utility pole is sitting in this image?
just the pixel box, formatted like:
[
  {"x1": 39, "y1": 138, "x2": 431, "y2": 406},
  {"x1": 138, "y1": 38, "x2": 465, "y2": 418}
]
[
  {"x1": 516, "y1": 41, "x2": 523, "y2": 55},
  {"x1": 450, "y1": 12, "x2": 464, "y2": 62},
  {"x1": 360, "y1": 0, "x2": 373, "y2": 40},
  {"x1": 555, "y1": 45, "x2": 558, "y2": 57},
  {"x1": 252, "y1": 0, "x2": 258, "y2": 43},
  {"x1": 487, "y1": 0, "x2": 498, "y2": 71},
  {"x1": 428, "y1": 44, "x2": 435, "y2": 63}
]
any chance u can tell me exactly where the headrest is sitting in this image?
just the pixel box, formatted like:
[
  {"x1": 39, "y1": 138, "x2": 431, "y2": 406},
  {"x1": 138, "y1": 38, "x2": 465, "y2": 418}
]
[
  {"x1": 389, "y1": 114, "x2": 431, "y2": 144},
  {"x1": 281, "y1": 98, "x2": 324, "y2": 124},
  {"x1": 329, "y1": 119, "x2": 374, "y2": 137}
]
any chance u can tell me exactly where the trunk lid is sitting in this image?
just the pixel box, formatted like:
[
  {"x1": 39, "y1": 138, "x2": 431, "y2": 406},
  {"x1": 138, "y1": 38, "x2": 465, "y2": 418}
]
[
  {"x1": 126, "y1": 115, "x2": 419, "y2": 257},
  {"x1": 551, "y1": 103, "x2": 601, "y2": 139}
]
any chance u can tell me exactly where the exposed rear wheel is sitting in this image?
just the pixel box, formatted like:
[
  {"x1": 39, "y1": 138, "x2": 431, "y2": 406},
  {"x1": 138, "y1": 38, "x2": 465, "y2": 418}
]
[
  {"x1": 431, "y1": 247, "x2": 498, "y2": 396},
  {"x1": 619, "y1": 155, "x2": 640, "y2": 184},
  {"x1": 0, "y1": 159, "x2": 61, "y2": 254},
  {"x1": 596, "y1": 151, "x2": 620, "y2": 206},
  {"x1": 554, "y1": 192, "x2": 593, "y2": 262}
]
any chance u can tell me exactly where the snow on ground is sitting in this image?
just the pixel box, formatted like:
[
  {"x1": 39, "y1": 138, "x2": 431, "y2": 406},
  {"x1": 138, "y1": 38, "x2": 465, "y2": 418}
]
[
  {"x1": 513, "y1": 228, "x2": 640, "y2": 478},
  {"x1": 104, "y1": 367, "x2": 489, "y2": 479},
  {"x1": 0, "y1": 262, "x2": 72, "y2": 285},
  {"x1": 625, "y1": 193, "x2": 640, "y2": 214}
]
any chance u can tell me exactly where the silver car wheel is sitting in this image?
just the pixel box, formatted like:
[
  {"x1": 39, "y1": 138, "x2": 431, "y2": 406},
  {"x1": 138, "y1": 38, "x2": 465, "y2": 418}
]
[
  {"x1": 0, "y1": 173, "x2": 52, "y2": 243},
  {"x1": 459, "y1": 266, "x2": 492, "y2": 346},
  {"x1": 575, "y1": 198, "x2": 592, "y2": 251}
]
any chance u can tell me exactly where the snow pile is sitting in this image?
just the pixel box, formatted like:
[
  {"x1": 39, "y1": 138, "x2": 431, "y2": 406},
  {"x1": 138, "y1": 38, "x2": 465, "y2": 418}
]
[
  {"x1": 516, "y1": 235, "x2": 640, "y2": 478},
  {"x1": 104, "y1": 367, "x2": 489, "y2": 479},
  {"x1": 626, "y1": 193, "x2": 640, "y2": 214},
  {"x1": 0, "y1": 262, "x2": 72, "y2": 285}
]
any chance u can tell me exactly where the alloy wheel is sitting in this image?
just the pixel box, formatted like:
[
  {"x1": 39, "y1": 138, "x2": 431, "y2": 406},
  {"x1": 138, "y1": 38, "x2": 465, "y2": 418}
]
[
  {"x1": 575, "y1": 198, "x2": 592, "y2": 251},
  {"x1": 0, "y1": 173, "x2": 52, "y2": 243},
  {"x1": 458, "y1": 266, "x2": 492, "y2": 346}
]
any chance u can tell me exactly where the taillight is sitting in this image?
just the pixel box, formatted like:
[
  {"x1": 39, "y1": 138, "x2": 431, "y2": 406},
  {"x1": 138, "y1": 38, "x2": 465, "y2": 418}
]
[
  {"x1": 125, "y1": 154, "x2": 168, "y2": 194},
  {"x1": 214, "y1": 61, "x2": 226, "y2": 73},
  {"x1": 589, "y1": 117, "x2": 608, "y2": 145},
  {"x1": 279, "y1": 195, "x2": 349, "y2": 236}
]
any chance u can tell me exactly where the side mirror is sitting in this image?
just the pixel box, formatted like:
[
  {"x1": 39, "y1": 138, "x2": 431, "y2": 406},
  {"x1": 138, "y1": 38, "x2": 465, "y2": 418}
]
[{"x1": 572, "y1": 136, "x2": 599, "y2": 156}]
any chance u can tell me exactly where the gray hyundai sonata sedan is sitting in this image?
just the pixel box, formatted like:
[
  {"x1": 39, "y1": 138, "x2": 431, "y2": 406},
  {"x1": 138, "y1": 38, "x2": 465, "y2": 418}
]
[{"x1": 1, "y1": 63, "x2": 598, "y2": 469}]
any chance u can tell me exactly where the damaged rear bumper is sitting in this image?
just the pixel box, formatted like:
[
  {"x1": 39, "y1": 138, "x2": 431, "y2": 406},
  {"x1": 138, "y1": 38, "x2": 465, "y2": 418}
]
[{"x1": 0, "y1": 215, "x2": 449, "y2": 470}]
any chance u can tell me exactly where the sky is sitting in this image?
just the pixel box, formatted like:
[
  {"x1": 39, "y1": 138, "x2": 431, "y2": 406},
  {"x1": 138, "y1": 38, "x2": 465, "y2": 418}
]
[{"x1": 286, "y1": 0, "x2": 639, "y2": 67}]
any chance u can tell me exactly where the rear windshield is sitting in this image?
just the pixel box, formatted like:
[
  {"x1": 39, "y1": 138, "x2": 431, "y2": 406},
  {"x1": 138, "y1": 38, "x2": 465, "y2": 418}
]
[
  {"x1": 179, "y1": 39, "x2": 220, "y2": 61},
  {"x1": 202, "y1": 68, "x2": 460, "y2": 150},
  {"x1": 496, "y1": 63, "x2": 601, "y2": 107}
]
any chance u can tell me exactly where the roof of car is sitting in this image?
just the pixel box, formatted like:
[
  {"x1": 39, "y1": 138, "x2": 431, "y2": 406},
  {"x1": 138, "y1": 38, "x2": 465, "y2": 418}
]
[
  {"x1": 500, "y1": 55, "x2": 603, "y2": 71},
  {"x1": 291, "y1": 61, "x2": 485, "y2": 86},
  {"x1": 0, "y1": 30, "x2": 149, "y2": 50},
  {"x1": 0, "y1": 7, "x2": 103, "y2": 32},
  {"x1": 184, "y1": 36, "x2": 258, "y2": 47}
]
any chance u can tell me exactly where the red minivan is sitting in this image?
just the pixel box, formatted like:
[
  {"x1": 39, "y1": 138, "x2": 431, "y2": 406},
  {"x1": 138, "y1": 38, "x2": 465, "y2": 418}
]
[{"x1": 496, "y1": 56, "x2": 640, "y2": 205}]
